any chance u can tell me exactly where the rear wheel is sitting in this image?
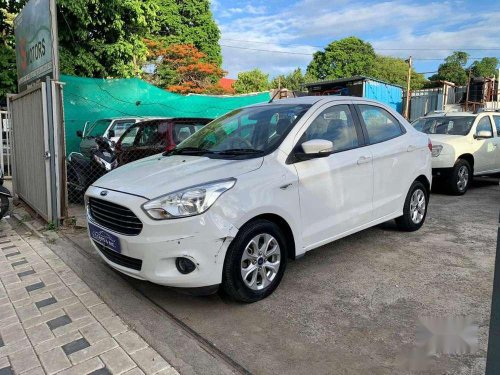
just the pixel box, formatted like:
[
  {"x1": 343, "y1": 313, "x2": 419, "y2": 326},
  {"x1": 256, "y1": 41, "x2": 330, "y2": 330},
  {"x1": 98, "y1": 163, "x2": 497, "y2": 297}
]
[
  {"x1": 222, "y1": 219, "x2": 288, "y2": 303},
  {"x1": 447, "y1": 159, "x2": 471, "y2": 195},
  {"x1": 396, "y1": 181, "x2": 428, "y2": 232}
]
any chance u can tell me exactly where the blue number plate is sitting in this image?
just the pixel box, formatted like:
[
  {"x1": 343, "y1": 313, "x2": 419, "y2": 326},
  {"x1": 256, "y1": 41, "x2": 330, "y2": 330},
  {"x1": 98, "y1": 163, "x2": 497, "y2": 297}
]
[{"x1": 89, "y1": 222, "x2": 121, "y2": 253}]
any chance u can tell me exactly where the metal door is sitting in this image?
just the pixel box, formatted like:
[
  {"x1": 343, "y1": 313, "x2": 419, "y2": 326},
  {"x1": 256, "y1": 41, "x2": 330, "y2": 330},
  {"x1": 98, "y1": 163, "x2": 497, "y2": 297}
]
[{"x1": 8, "y1": 83, "x2": 53, "y2": 221}]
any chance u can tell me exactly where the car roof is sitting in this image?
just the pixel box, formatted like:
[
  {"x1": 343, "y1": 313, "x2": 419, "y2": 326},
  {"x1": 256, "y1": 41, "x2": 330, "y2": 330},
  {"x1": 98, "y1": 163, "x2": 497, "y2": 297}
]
[
  {"x1": 246, "y1": 96, "x2": 393, "y2": 108},
  {"x1": 423, "y1": 112, "x2": 477, "y2": 118}
]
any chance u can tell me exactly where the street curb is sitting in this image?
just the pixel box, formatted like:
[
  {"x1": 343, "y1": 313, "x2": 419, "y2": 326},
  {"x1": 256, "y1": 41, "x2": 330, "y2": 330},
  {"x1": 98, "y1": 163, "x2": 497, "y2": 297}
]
[{"x1": 12, "y1": 212, "x2": 45, "y2": 238}]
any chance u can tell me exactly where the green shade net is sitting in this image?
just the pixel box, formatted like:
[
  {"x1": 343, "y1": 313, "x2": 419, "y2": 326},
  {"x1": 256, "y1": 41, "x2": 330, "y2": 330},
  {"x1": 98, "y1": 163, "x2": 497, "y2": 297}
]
[{"x1": 62, "y1": 75, "x2": 270, "y2": 155}]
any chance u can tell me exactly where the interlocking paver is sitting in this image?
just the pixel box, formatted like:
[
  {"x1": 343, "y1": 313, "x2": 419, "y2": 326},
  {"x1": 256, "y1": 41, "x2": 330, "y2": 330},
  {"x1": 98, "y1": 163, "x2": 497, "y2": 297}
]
[
  {"x1": 0, "y1": 221, "x2": 174, "y2": 375},
  {"x1": 100, "y1": 347, "x2": 136, "y2": 374}
]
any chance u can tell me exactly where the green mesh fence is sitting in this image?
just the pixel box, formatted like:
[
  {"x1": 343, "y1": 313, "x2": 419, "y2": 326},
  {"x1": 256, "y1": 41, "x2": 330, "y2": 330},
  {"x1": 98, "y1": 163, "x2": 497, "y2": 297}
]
[{"x1": 62, "y1": 75, "x2": 270, "y2": 155}]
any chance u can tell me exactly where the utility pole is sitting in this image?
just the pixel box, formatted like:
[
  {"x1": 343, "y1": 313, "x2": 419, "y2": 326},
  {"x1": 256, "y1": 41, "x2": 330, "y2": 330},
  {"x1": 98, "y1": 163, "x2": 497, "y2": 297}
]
[{"x1": 404, "y1": 56, "x2": 412, "y2": 120}]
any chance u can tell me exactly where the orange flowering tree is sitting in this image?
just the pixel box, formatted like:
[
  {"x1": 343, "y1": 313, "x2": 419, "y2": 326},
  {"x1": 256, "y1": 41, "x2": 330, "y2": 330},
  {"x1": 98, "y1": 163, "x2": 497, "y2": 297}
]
[{"x1": 144, "y1": 40, "x2": 232, "y2": 95}]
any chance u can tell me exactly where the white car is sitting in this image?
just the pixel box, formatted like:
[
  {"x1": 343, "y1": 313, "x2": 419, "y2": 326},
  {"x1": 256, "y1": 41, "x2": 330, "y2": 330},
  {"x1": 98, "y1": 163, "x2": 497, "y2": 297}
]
[
  {"x1": 85, "y1": 97, "x2": 432, "y2": 302},
  {"x1": 413, "y1": 111, "x2": 500, "y2": 195}
]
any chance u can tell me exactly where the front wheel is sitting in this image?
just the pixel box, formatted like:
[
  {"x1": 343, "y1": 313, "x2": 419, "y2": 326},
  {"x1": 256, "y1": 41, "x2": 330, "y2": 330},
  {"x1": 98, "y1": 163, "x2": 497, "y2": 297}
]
[
  {"x1": 396, "y1": 181, "x2": 428, "y2": 232},
  {"x1": 447, "y1": 159, "x2": 471, "y2": 195},
  {"x1": 222, "y1": 219, "x2": 288, "y2": 303},
  {"x1": 0, "y1": 195, "x2": 9, "y2": 219}
]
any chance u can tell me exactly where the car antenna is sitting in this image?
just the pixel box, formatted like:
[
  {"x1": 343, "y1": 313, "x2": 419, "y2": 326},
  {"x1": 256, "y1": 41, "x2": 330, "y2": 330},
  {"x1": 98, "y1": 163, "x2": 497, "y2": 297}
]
[{"x1": 268, "y1": 89, "x2": 283, "y2": 103}]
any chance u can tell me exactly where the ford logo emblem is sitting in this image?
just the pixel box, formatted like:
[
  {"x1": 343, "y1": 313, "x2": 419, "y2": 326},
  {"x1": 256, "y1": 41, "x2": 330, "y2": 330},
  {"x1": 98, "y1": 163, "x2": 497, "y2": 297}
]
[{"x1": 100, "y1": 190, "x2": 108, "y2": 197}]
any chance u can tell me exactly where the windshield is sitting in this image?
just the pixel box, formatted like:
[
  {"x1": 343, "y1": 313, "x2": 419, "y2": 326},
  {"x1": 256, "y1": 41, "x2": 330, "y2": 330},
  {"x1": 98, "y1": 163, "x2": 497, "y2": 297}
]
[
  {"x1": 85, "y1": 119, "x2": 112, "y2": 138},
  {"x1": 173, "y1": 104, "x2": 311, "y2": 157},
  {"x1": 110, "y1": 120, "x2": 136, "y2": 138},
  {"x1": 412, "y1": 116, "x2": 475, "y2": 135}
]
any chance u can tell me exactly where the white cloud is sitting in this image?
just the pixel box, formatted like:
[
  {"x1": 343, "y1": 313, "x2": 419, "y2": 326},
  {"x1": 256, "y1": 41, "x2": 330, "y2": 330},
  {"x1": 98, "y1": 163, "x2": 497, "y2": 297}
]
[{"x1": 213, "y1": 0, "x2": 500, "y2": 77}]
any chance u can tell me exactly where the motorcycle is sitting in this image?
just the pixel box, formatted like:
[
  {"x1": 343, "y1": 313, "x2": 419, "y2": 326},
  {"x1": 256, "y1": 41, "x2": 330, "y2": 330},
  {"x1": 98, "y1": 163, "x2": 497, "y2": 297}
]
[
  {"x1": 67, "y1": 135, "x2": 118, "y2": 202},
  {"x1": 0, "y1": 169, "x2": 11, "y2": 219}
]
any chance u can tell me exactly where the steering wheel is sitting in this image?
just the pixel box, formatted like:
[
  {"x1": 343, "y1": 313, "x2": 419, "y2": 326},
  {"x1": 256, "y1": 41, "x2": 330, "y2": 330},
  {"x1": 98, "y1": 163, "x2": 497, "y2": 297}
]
[{"x1": 230, "y1": 136, "x2": 254, "y2": 149}]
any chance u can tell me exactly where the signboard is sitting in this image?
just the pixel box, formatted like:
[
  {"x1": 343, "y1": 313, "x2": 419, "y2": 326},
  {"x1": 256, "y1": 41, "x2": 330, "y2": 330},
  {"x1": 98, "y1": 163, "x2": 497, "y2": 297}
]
[{"x1": 14, "y1": 0, "x2": 59, "y2": 92}]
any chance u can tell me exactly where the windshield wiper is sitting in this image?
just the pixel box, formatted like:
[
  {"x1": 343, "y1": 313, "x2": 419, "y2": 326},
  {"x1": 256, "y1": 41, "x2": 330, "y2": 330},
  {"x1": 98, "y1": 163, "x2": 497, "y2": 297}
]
[
  {"x1": 214, "y1": 148, "x2": 264, "y2": 155},
  {"x1": 164, "y1": 147, "x2": 214, "y2": 156}
]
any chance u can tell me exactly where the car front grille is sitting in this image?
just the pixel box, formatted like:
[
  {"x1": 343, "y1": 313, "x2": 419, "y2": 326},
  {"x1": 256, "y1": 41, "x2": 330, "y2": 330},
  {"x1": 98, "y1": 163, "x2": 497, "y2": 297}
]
[
  {"x1": 94, "y1": 241, "x2": 143, "y2": 271},
  {"x1": 88, "y1": 197, "x2": 143, "y2": 236}
]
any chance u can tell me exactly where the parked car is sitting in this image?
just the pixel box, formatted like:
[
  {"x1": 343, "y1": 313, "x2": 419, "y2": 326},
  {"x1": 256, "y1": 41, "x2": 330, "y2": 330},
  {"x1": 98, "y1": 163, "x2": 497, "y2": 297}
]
[
  {"x1": 115, "y1": 117, "x2": 212, "y2": 165},
  {"x1": 412, "y1": 110, "x2": 500, "y2": 195},
  {"x1": 77, "y1": 118, "x2": 141, "y2": 157},
  {"x1": 85, "y1": 97, "x2": 432, "y2": 302}
]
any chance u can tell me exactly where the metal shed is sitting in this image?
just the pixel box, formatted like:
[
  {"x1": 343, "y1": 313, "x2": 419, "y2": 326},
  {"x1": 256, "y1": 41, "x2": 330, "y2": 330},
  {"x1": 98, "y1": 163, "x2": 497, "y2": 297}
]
[{"x1": 305, "y1": 76, "x2": 403, "y2": 113}]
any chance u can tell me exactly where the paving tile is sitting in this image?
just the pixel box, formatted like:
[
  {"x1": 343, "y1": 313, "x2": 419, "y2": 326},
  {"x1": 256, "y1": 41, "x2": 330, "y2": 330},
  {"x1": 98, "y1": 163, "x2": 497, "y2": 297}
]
[
  {"x1": 156, "y1": 367, "x2": 180, "y2": 375},
  {"x1": 99, "y1": 347, "x2": 136, "y2": 374},
  {"x1": 9, "y1": 347, "x2": 41, "y2": 374},
  {"x1": 47, "y1": 315, "x2": 72, "y2": 330},
  {"x1": 130, "y1": 347, "x2": 171, "y2": 374},
  {"x1": 65, "y1": 301, "x2": 92, "y2": 321},
  {"x1": 100, "y1": 316, "x2": 128, "y2": 337},
  {"x1": 78, "y1": 292, "x2": 102, "y2": 308},
  {"x1": 89, "y1": 367, "x2": 112, "y2": 375},
  {"x1": 57, "y1": 357, "x2": 105, "y2": 375},
  {"x1": 19, "y1": 366, "x2": 45, "y2": 375},
  {"x1": 39, "y1": 347, "x2": 71, "y2": 374},
  {"x1": 115, "y1": 331, "x2": 148, "y2": 354},
  {"x1": 62, "y1": 337, "x2": 90, "y2": 356},
  {"x1": 52, "y1": 316, "x2": 95, "y2": 338},
  {"x1": 89, "y1": 304, "x2": 115, "y2": 322},
  {"x1": 0, "y1": 338, "x2": 30, "y2": 358},
  {"x1": 26, "y1": 282, "x2": 45, "y2": 293},
  {"x1": 0, "y1": 366, "x2": 13, "y2": 375},
  {"x1": 67, "y1": 281, "x2": 91, "y2": 296},
  {"x1": 80, "y1": 322, "x2": 110, "y2": 345},
  {"x1": 34, "y1": 330, "x2": 82, "y2": 355},
  {"x1": 122, "y1": 368, "x2": 145, "y2": 375},
  {"x1": 17, "y1": 269, "x2": 36, "y2": 278},
  {"x1": 5, "y1": 251, "x2": 20, "y2": 258},
  {"x1": 68, "y1": 337, "x2": 118, "y2": 365},
  {"x1": 23, "y1": 308, "x2": 66, "y2": 329},
  {"x1": 35, "y1": 296, "x2": 57, "y2": 309},
  {"x1": 0, "y1": 323, "x2": 25, "y2": 344},
  {"x1": 16, "y1": 303, "x2": 41, "y2": 322},
  {"x1": 0, "y1": 356, "x2": 9, "y2": 369},
  {"x1": 26, "y1": 322, "x2": 55, "y2": 346},
  {"x1": 11, "y1": 259, "x2": 28, "y2": 267}
]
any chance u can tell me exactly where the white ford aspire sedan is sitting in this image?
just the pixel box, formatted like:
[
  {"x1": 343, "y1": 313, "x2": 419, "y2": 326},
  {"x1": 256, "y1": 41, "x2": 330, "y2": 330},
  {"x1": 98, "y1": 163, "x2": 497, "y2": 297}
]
[{"x1": 85, "y1": 97, "x2": 432, "y2": 302}]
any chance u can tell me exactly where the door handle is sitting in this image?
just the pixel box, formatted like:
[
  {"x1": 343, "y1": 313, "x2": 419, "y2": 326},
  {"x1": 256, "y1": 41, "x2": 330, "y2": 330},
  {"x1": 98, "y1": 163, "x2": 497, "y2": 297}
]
[
  {"x1": 357, "y1": 156, "x2": 372, "y2": 165},
  {"x1": 407, "y1": 145, "x2": 417, "y2": 152}
]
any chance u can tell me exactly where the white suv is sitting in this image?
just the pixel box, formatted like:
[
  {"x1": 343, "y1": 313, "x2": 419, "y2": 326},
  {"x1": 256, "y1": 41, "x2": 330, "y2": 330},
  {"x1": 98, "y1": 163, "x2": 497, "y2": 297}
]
[
  {"x1": 413, "y1": 111, "x2": 500, "y2": 195},
  {"x1": 85, "y1": 97, "x2": 432, "y2": 302}
]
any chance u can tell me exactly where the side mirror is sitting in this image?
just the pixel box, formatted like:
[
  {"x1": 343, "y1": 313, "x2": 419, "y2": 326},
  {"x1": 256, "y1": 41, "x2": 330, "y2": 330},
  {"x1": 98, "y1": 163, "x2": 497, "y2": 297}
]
[
  {"x1": 293, "y1": 139, "x2": 333, "y2": 162},
  {"x1": 474, "y1": 130, "x2": 493, "y2": 139},
  {"x1": 107, "y1": 129, "x2": 115, "y2": 138},
  {"x1": 76, "y1": 130, "x2": 83, "y2": 138}
]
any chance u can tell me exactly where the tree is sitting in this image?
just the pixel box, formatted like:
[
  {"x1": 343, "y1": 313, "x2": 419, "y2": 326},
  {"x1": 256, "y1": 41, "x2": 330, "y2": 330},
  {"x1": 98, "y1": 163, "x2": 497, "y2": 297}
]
[
  {"x1": 270, "y1": 68, "x2": 316, "y2": 91},
  {"x1": 306, "y1": 37, "x2": 375, "y2": 80},
  {"x1": 234, "y1": 69, "x2": 269, "y2": 93},
  {"x1": 429, "y1": 51, "x2": 469, "y2": 85},
  {"x1": 372, "y1": 55, "x2": 427, "y2": 90},
  {"x1": 145, "y1": 42, "x2": 227, "y2": 94},
  {"x1": 470, "y1": 57, "x2": 499, "y2": 78}
]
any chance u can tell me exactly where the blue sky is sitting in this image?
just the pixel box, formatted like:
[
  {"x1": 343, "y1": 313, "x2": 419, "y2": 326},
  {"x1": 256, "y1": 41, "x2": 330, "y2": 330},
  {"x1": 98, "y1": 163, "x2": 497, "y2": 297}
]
[{"x1": 210, "y1": 0, "x2": 500, "y2": 79}]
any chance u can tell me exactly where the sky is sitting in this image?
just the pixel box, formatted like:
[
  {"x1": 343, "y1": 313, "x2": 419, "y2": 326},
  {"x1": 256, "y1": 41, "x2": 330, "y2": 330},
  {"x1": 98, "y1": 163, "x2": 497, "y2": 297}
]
[{"x1": 210, "y1": 0, "x2": 500, "y2": 79}]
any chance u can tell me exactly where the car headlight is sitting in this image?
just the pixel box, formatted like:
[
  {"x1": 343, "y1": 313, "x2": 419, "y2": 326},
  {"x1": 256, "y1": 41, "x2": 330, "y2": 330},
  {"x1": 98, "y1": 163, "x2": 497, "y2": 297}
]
[
  {"x1": 142, "y1": 178, "x2": 236, "y2": 220},
  {"x1": 431, "y1": 145, "x2": 443, "y2": 157}
]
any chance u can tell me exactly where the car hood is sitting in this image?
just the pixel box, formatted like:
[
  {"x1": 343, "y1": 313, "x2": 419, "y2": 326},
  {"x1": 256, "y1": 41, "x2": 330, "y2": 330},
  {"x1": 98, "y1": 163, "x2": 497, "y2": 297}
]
[{"x1": 92, "y1": 154, "x2": 264, "y2": 199}]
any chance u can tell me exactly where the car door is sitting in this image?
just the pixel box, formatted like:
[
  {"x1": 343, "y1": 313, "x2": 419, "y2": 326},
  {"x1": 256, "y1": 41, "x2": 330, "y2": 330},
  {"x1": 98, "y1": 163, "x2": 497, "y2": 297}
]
[
  {"x1": 293, "y1": 102, "x2": 373, "y2": 249},
  {"x1": 472, "y1": 115, "x2": 497, "y2": 173},
  {"x1": 489, "y1": 115, "x2": 500, "y2": 172},
  {"x1": 355, "y1": 103, "x2": 413, "y2": 220}
]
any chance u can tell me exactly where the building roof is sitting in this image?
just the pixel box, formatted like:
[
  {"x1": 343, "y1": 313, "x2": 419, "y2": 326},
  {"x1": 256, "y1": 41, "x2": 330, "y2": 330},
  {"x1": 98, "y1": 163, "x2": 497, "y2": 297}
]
[
  {"x1": 305, "y1": 75, "x2": 403, "y2": 89},
  {"x1": 218, "y1": 77, "x2": 236, "y2": 90}
]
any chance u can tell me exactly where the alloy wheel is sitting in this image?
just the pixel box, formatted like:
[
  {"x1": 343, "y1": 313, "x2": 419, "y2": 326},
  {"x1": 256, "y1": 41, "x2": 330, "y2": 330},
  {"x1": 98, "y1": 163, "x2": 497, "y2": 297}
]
[
  {"x1": 457, "y1": 165, "x2": 469, "y2": 192},
  {"x1": 409, "y1": 188, "x2": 426, "y2": 224},
  {"x1": 241, "y1": 233, "x2": 281, "y2": 290}
]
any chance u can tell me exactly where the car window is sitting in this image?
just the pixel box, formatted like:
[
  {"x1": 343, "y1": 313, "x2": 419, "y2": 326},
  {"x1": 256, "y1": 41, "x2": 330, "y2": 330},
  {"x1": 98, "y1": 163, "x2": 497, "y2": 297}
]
[
  {"x1": 173, "y1": 124, "x2": 206, "y2": 144},
  {"x1": 86, "y1": 119, "x2": 112, "y2": 137},
  {"x1": 111, "y1": 120, "x2": 136, "y2": 138},
  {"x1": 476, "y1": 116, "x2": 493, "y2": 136},
  {"x1": 358, "y1": 105, "x2": 403, "y2": 143},
  {"x1": 137, "y1": 123, "x2": 168, "y2": 147},
  {"x1": 120, "y1": 125, "x2": 139, "y2": 147},
  {"x1": 412, "y1": 116, "x2": 474, "y2": 135},
  {"x1": 493, "y1": 116, "x2": 500, "y2": 137},
  {"x1": 301, "y1": 105, "x2": 359, "y2": 153}
]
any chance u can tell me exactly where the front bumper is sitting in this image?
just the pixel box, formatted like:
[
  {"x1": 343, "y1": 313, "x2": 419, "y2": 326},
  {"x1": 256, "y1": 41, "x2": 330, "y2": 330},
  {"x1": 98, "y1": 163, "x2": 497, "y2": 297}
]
[
  {"x1": 432, "y1": 167, "x2": 454, "y2": 178},
  {"x1": 85, "y1": 186, "x2": 238, "y2": 288}
]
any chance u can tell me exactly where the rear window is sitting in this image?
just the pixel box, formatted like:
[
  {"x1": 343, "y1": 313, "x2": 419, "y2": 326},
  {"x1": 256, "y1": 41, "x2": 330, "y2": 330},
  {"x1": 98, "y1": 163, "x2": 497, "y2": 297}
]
[
  {"x1": 413, "y1": 116, "x2": 474, "y2": 135},
  {"x1": 173, "y1": 123, "x2": 206, "y2": 144}
]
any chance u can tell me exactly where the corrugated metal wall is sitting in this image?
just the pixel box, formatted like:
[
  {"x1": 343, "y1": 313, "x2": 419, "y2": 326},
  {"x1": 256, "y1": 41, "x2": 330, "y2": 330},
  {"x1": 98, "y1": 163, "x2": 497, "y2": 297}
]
[
  {"x1": 363, "y1": 80, "x2": 403, "y2": 113},
  {"x1": 9, "y1": 83, "x2": 52, "y2": 221}
]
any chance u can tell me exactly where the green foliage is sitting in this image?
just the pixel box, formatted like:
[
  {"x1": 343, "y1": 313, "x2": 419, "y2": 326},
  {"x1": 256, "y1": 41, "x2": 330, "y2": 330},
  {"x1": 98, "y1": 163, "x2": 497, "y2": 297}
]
[
  {"x1": 371, "y1": 55, "x2": 426, "y2": 90},
  {"x1": 0, "y1": 45, "x2": 17, "y2": 102},
  {"x1": 234, "y1": 69, "x2": 270, "y2": 94},
  {"x1": 270, "y1": 68, "x2": 316, "y2": 91},
  {"x1": 306, "y1": 37, "x2": 376, "y2": 80},
  {"x1": 470, "y1": 57, "x2": 499, "y2": 78},
  {"x1": 429, "y1": 51, "x2": 469, "y2": 85}
]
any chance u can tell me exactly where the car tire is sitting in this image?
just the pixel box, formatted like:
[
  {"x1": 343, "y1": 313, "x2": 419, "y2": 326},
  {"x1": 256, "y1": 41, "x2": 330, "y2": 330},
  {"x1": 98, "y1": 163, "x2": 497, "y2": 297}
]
[
  {"x1": 0, "y1": 195, "x2": 8, "y2": 219},
  {"x1": 222, "y1": 219, "x2": 288, "y2": 303},
  {"x1": 447, "y1": 159, "x2": 471, "y2": 195},
  {"x1": 395, "y1": 180, "x2": 428, "y2": 232}
]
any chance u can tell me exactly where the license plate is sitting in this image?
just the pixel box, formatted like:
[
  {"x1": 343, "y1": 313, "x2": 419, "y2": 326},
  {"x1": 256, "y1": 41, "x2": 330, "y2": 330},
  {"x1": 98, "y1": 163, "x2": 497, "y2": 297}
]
[{"x1": 89, "y1": 222, "x2": 121, "y2": 253}]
